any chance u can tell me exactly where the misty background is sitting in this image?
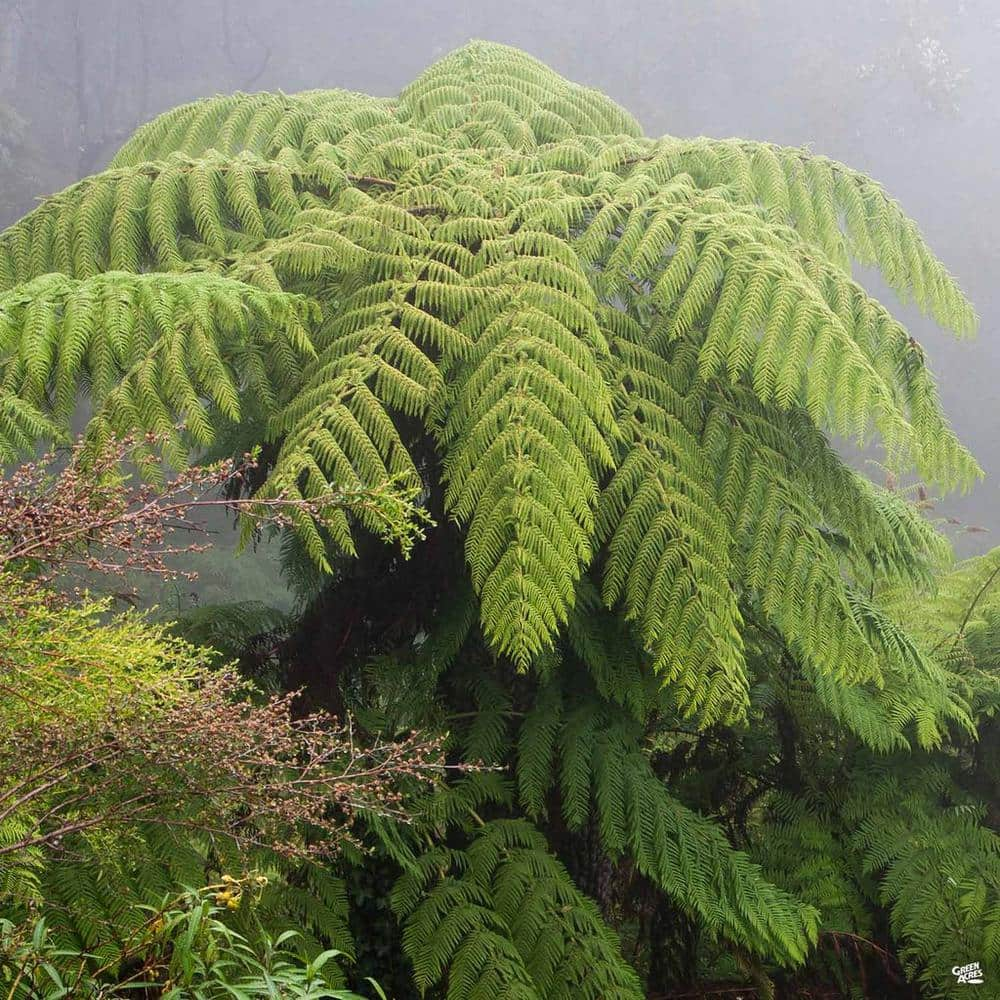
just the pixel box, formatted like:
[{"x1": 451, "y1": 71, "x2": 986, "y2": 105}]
[{"x1": 0, "y1": 0, "x2": 995, "y2": 566}]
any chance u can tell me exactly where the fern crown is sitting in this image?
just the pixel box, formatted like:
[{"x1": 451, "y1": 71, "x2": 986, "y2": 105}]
[
  {"x1": 0, "y1": 39, "x2": 977, "y2": 722},
  {"x1": 0, "y1": 41, "x2": 990, "y2": 996}
]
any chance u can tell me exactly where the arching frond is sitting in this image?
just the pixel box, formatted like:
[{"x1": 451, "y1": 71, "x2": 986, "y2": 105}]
[
  {"x1": 515, "y1": 677, "x2": 820, "y2": 965},
  {"x1": 0, "y1": 271, "x2": 316, "y2": 461},
  {"x1": 392, "y1": 819, "x2": 643, "y2": 1000}
]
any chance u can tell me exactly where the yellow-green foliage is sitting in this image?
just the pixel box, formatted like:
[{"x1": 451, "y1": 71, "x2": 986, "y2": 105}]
[
  {"x1": 0, "y1": 573, "x2": 207, "y2": 731},
  {"x1": 888, "y1": 547, "x2": 1000, "y2": 691},
  {"x1": 0, "y1": 575, "x2": 207, "y2": 908},
  {"x1": 0, "y1": 577, "x2": 355, "y2": 983}
]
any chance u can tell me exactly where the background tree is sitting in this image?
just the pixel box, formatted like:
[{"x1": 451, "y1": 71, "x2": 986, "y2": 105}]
[{"x1": 0, "y1": 42, "x2": 996, "y2": 998}]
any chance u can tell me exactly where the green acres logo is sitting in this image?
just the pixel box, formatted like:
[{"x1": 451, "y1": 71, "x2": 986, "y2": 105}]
[{"x1": 953, "y1": 961, "x2": 984, "y2": 985}]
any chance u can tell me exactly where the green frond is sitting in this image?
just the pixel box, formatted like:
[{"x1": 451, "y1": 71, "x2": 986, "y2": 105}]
[
  {"x1": 515, "y1": 679, "x2": 819, "y2": 965},
  {"x1": 600, "y1": 321, "x2": 747, "y2": 723},
  {"x1": 441, "y1": 234, "x2": 616, "y2": 667},
  {"x1": 845, "y1": 764, "x2": 1000, "y2": 995},
  {"x1": 642, "y1": 137, "x2": 977, "y2": 337},
  {"x1": 0, "y1": 270, "x2": 317, "y2": 461},
  {"x1": 109, "y1": 90, "x2": 394, "y2": 168},
  {"x1": 25, "y1": 825, "x2": 353, "y2": 985},
  {"x1": 392, "y1": 819, "x2": 643, "y2": 999},
  {"x1": 397, "y1": 41, "x2": 642, "y2": 146}
]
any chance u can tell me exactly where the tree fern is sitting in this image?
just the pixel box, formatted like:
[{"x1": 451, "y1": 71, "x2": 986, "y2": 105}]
[
  {"x1": 0, "y1": 46, "x2": 976, "y2": 660},
  {"x1": 0, "y1": 40, "x2": 989, "y2": 998}
]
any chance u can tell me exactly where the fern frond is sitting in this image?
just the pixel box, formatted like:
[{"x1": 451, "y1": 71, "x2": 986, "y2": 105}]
[
  {"x1": 845, "y1": 764, "x2": 1000, "y2": 995},
  {"x1": 441, "y1": 234, "x2": 616, "y2": 667},
  {"x1": 0, "y1": 270, "x2": 317, "y2": 461},
  {"x1": 642, "y1": 137, "x2": 977, "y2": 336},
  {"x1": 392, "y1": 819, "x2": 643, "y2": 999},
  {"x1": 515, "y1": 678, "x2": 819, "y2": 964},
  {"x1": 110, "y1": 90, "x2": 395, "y2": 168}
]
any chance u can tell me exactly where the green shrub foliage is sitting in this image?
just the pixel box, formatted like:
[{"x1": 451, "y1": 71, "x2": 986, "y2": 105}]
[{"x1": 0, "y1": 40, "x2": 995, "y2": 999}]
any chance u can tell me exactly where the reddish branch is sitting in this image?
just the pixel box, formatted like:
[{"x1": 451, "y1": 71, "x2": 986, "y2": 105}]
[
  {"x1": 0, "y1": 662, "x2": 450, "y2": 859},
  {"x1": 0, "y1": 432, "x2": 423, "y2": 582}
]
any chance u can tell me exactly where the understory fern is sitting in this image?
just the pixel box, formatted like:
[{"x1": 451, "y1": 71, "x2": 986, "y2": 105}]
[
  {"x1": 392, "y1": 819, "x2": 643, "y2": 1000},
  {"x1": 3, "y1": 824, "x2": 355, "y2": 989}
]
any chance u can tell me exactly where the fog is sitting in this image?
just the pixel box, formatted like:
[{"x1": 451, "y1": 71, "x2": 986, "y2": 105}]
[{"x1": 1, "y1": 0, "x2": 995, "y2": 554}]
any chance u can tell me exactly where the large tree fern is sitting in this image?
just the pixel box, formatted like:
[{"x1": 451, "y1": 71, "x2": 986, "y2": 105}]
[{"x1": 0, "y1": 41, "x2": 992, "y2": 998}]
